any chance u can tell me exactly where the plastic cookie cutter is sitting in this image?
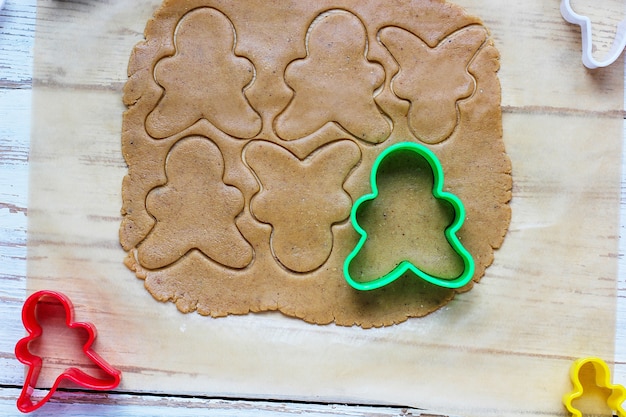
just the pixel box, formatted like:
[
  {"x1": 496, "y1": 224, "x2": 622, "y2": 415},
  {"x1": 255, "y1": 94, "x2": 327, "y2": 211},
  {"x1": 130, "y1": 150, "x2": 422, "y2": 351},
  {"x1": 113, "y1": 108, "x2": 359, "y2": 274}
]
[
  {"x1": 14, "y1": 290, "x2": 122, "y2": 413},
  {"x1": 343, "y1": 141, "x2": 474, "y2": 291},
  {"x1": 560, "y1": 0, "x2": 626, "y2": 68},
  {"x1": 563, "y1": 357, "x2": 626, "y2": 417}
]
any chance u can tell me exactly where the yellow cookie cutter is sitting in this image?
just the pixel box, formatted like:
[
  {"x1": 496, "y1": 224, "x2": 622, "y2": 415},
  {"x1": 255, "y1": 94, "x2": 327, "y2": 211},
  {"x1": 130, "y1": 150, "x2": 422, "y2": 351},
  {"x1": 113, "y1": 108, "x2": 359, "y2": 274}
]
[{"x1": 563, "y1": 357, "x2": 626, "y2": 417}]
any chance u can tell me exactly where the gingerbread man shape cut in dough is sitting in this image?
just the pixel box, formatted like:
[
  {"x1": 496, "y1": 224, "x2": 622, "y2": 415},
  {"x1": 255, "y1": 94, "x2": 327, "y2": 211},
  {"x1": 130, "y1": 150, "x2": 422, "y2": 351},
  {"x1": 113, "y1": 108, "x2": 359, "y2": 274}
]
[
  {"x1": 137, "y1": 137, "x2": 253, "y2": 270},
  {"x1": 146, "y1": 7, "x2": 262, "y2": 139},
  {"x1": 274, "y1": 10, "x2": 391, "y2": 143}
]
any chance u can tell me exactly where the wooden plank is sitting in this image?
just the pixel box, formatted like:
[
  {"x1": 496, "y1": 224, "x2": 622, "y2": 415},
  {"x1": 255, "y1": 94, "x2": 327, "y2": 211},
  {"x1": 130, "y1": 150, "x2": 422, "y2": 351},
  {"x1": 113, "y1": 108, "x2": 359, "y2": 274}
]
[
  {"x1": 0, "y1": 1, "x2": 35, "y2": 88},
  {"x1": 0, "y1": 388, "x2": 439, "y2": 417},
  {"x1": 0, "y1": 0, "x2": 33, "y2": 389}
]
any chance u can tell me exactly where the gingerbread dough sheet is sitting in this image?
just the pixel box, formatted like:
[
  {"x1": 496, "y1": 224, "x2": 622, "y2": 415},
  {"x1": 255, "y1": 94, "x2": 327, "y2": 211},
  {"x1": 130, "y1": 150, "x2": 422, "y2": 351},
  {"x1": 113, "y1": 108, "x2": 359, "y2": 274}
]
[
  {"x1": 120, "y1": 0, "x2": 511, "y2": 327},
  {"x1": 27, "y1": 0, "x2": 622, "y2": 416}
]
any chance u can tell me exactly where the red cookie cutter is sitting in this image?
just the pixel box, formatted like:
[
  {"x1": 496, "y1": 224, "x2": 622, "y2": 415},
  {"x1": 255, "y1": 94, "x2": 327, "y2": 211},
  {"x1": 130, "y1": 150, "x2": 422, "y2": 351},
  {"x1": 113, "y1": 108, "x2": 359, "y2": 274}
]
[{"x1": 14, "y1": 290, "x2": 122, "y2": 413}]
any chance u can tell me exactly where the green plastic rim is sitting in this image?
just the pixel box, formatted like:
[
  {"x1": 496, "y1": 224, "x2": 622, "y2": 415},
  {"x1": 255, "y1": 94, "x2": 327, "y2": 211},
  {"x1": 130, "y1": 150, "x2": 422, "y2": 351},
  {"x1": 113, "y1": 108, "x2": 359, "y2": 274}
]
[{"x1": 343, "y1": 142, "x2": 475, "y2": 291}]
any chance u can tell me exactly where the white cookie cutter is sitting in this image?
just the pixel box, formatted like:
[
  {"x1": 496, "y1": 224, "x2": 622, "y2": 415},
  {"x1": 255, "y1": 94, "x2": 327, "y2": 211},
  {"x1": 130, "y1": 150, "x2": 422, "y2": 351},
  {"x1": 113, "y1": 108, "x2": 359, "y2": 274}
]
[{"x1": 560, "y1": 0, "x2": 626, "y2": 69}]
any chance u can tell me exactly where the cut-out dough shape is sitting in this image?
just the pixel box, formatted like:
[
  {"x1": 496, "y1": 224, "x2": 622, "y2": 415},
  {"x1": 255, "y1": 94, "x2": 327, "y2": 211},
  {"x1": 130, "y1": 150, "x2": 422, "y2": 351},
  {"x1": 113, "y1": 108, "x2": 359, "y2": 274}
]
[
  {"x1": 344, "y1": 142, "x2": 474, "y2": 290},
  {"x1": 563, "y1": 357, "x2": 626, "y2": 417},
  {"x1": 146, "y1": 7, "x2": 262, "y2": 139},
  {"x1": 274, "y1": 10, "x2": 390, "y2": 143},
  {"x1": 137, "y1": 137, "x2": 253, "y2": 269},
  {"x1": 246, "y1": 140, "x2": 361, "y2": 273},
  {"x1": 380, "y1": 26, "x2": 486, "y2": 144}
]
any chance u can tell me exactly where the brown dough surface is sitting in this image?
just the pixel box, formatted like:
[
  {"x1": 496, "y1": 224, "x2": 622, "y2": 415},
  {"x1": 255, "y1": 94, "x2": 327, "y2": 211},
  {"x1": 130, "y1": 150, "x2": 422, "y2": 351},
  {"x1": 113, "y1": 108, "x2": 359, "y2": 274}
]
[{"x1": 120, "y1": 0, "x2": 512, "y2": 327}]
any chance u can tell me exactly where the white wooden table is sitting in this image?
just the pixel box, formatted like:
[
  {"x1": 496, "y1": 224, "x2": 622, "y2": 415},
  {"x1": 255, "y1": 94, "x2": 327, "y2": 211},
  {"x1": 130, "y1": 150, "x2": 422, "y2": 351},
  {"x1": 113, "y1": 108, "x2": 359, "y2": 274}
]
[{"x1": 1, "y1": 0, "x2": 626, "y2": 416}]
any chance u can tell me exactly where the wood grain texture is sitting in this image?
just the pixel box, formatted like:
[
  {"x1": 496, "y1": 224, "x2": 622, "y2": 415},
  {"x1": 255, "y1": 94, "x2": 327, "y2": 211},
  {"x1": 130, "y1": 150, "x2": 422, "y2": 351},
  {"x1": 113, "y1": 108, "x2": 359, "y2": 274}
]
[
  {"x1": 1, "y1": 0, "x2": 626, "y2": 416},
  {"x1": 0, "y1": 388, "x2": 439, "y2": 417},
  {"x1": 0, "y1": 0, "x2": 33, "y2": 389}
]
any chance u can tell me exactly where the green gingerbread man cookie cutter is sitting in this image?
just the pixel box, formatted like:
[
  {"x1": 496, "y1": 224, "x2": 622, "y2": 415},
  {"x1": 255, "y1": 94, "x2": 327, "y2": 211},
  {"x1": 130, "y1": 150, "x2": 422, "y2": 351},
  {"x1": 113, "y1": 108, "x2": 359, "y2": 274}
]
[{"x1": 343, "y1": 142, "x2": 475, "y2": 291}]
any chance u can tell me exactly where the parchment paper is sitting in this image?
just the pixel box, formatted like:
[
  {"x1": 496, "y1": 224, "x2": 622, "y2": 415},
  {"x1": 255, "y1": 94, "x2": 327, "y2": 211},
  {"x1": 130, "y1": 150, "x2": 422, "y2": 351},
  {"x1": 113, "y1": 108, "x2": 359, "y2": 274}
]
[{"x1": 26, "y1": 1, "x2": 623, "y2": 416}]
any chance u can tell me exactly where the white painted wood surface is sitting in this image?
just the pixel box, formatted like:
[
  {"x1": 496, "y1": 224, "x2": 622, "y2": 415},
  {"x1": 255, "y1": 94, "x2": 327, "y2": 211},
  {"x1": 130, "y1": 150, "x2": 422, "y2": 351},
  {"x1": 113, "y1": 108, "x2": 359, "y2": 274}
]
[
  {"x1": 0, "y1": 388, "x2": 439, "y2": 417},
  {"x1": 0, "y1": 0, "x2": 33, "y2": 392},
  {"x1": 1, "y1": 0, "x2": 626, "y2": 416}
]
